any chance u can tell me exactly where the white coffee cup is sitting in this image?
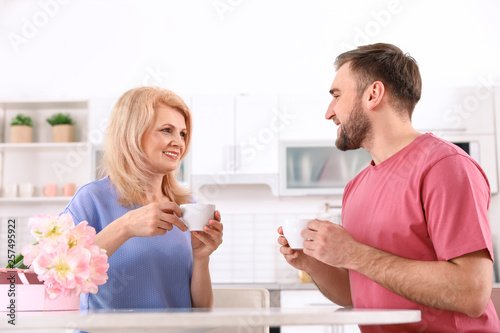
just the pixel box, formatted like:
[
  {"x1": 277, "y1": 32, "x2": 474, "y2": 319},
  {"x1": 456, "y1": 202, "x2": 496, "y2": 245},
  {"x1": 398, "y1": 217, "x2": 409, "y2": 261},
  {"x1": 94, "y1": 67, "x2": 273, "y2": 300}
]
[
  {"x1": 19, "y1": 183, "x2": 35, "y2": 198},
  {"x1": 282, "y1": 218, "x2": 310, "y2": 250},
  {"x1": 180, "y1": 203, "x2": 215, "y2": 231},
  {"x1": 3, "y1": 184, "x2": 18, "y2": 198}
]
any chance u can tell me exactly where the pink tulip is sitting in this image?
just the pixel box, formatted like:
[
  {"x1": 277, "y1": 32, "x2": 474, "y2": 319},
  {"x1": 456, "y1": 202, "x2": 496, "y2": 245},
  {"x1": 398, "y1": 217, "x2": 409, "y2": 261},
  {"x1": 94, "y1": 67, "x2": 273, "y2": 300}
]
[
  {"x1": 80, "y1": 245, "x2": 109, "y2": 294},
  {"x1": 67, "y1": 221, "x2": 96, "y2": 248},
  {"x1": 32, "y1": 244, "x2": 91, "y2": 299},
  {"x1": 29, "y1": 213, "x2": 74, "y2": 252}
]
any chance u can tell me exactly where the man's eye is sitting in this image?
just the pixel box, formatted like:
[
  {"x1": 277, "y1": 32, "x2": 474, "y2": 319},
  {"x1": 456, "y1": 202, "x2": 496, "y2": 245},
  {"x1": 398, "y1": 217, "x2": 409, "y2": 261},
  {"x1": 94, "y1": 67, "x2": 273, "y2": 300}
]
[{"x1": 333, "y1": 95, "x2": 340, "y2": 99}]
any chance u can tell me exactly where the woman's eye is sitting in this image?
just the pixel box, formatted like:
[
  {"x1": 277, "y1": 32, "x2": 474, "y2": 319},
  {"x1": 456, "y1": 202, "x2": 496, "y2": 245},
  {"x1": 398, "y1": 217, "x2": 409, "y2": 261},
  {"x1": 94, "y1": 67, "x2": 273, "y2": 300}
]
[
  {"x1": 161, "y1": 128, "x2": 171, "y2": 133},
  {"x1": 180, "y1": 132, "x2": 187, "y2": 138}
]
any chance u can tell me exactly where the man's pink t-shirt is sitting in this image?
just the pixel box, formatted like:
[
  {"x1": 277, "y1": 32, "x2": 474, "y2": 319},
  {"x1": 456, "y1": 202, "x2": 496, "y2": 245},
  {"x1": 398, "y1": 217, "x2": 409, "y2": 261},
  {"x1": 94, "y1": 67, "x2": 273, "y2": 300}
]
[{"x1": 342, "y1": 133, "x2": 500, "y2": 332}]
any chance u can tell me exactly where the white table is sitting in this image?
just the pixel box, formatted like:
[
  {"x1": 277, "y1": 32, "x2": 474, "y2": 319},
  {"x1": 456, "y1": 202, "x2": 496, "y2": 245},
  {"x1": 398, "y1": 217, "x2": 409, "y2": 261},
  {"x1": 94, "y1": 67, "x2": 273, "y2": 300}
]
[{"x1": 0, "y1": 307, "x2": 421, "y2": 332}]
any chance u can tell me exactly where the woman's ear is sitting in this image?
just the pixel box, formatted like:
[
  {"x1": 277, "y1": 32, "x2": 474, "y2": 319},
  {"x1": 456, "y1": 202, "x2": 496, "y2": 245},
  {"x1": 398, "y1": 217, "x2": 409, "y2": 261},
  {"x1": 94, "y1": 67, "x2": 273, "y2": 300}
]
[{"x1": 366, "y1": 81, "x2": 385, "y2": 110}]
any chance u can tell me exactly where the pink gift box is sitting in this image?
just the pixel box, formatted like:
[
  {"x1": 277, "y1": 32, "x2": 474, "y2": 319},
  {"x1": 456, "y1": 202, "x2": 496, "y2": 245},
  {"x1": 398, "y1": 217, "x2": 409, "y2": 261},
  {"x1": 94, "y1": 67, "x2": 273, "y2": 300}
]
[{"x1": 0, "y1": 269, "x2": 79, "y2": 311}]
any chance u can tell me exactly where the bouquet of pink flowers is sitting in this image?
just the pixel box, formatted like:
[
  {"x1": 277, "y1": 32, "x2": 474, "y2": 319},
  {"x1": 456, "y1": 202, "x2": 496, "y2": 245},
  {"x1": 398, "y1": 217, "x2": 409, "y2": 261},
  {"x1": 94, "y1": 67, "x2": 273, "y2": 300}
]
[{"x1": 7, "y1": 213, "x2": 109, "y2": 299}]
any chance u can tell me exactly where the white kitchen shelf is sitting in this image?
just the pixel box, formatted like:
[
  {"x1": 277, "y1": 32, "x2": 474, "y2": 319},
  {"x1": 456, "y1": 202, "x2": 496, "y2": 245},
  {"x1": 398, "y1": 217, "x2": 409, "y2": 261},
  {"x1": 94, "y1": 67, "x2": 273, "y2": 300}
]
[
  {"x1": 0, "y1": 197, "x2": 72, "y2": 204},
  {"x1": 0, "y1": 142, "x2": 90, "y2": 152},
  {"x1": 0, "y1": 100, "x2": 92, "y2": 211},
  {"x1": 0, "y1": 100, "x2": 87, "y2": 109}
]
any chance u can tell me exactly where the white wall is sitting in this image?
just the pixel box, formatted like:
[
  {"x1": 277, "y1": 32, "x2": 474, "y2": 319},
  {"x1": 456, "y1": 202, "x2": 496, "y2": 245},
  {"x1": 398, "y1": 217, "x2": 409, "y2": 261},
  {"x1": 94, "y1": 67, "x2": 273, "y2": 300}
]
[
  {"x1": 1, "y1": 0, "x2": 500, "y2": 280},
  {"x1": 1, "y1": 0, "x2": 499, "y2": 99}
]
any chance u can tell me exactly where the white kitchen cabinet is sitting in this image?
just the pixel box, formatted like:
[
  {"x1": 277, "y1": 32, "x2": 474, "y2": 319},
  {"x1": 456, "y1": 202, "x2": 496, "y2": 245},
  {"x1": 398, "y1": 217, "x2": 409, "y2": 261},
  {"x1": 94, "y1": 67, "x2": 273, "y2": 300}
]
[
  {"x1": 280, "y1": 289, "x2": 360, "y2": 333},
  {"x1": 191, "y1": 94, "x2": 280, "y2": 175},
  {"x1": 190, "y1": 94, "x2": 235, "y2": 176},
  {"x1": 412, "y1": 86, "x2": 496, "y2": 134},
  {"x1": 190, "y1": 94, "x2": 280, "y2": 194},
  {"x1": 278, "y1": 94, "x2": 336, "y2": 142},
  {"x1": 235, "y1": 94, "x2": 279, "y2": 174}
]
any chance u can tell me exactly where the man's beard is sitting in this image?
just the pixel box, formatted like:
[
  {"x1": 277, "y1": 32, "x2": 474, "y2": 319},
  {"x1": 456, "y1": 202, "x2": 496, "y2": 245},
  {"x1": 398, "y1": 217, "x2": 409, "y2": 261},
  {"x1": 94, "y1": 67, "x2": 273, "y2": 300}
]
[{"x1": 335, "y1": 97, "x2": 372, "y2": 151}]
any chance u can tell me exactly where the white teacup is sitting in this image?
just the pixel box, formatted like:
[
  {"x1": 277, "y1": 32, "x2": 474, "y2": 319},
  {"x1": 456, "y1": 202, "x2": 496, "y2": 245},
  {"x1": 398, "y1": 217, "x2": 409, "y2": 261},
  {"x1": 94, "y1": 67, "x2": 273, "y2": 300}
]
[
  {"x1": 19, "y1": 183, "x2": 35, "y2": 198},
  {"x1": 282, "y1": 218, "x2": 310, "y2": 250},
  {"x1": 180, "y1": 203, "x2": 215, "y2": 231},
  {"x1": 3, "y1": 184, "x2": 18, "y2": 198}
]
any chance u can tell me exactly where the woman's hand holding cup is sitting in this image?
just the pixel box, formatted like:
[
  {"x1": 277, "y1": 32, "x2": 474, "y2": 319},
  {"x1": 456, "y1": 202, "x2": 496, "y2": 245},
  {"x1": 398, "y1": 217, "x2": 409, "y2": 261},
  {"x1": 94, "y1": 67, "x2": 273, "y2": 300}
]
[
  {"x1": 122, "y1": 198, "x2": 187, "y2": 239},
  {"x1": 189, "y1": 208, "x2": 223, "y2": 260}
]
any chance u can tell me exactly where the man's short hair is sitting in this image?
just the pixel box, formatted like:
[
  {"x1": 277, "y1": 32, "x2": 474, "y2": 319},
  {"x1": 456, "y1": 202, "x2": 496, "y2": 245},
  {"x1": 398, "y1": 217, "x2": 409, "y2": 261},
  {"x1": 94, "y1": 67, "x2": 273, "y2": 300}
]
[{"x1": 335, "y1": 43, "x2": 422, "y2": 118}]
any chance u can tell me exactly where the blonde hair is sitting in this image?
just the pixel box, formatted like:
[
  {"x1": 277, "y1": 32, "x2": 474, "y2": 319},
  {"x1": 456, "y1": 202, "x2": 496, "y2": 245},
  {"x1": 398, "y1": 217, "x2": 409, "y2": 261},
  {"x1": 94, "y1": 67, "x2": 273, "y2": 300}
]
[{"x1": 101, "y1": 86, "x2": 192, "y2": 207}]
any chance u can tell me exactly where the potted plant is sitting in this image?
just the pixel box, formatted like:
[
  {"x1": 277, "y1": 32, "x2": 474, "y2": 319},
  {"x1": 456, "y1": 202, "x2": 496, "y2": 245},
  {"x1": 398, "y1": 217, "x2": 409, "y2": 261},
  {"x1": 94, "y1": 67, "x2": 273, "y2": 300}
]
[
  {"x1": 10, "y1": 114, "x2": 34, "y2": 143},
  {"x1": 46, "y1": 113, "x2": 75, "y2": 143}
]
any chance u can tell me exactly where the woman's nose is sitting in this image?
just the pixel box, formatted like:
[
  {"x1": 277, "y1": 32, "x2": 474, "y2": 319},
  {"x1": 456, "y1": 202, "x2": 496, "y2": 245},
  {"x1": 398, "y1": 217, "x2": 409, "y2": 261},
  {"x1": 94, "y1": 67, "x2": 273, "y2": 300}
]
[{"x1": 170, "y1": 132, "x2": 184, "y2": 147}]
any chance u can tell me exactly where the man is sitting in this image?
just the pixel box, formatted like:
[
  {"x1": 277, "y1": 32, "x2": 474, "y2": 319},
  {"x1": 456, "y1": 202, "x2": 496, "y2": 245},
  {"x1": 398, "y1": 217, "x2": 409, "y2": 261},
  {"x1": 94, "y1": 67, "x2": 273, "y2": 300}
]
[{"x1": 278, "y1": 43, "x2": 500, "y2": 332}]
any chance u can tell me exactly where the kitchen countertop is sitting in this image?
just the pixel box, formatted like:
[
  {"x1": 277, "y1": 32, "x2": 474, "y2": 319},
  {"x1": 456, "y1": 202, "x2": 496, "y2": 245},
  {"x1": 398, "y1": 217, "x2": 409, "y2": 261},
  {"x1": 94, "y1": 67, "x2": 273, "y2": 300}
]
[
  {"x1": 213, "y1": 282, "x2": 317, "y2": 290},
  {"x1": 0, "y1": 307, "x2": 422, "y2": 332}
]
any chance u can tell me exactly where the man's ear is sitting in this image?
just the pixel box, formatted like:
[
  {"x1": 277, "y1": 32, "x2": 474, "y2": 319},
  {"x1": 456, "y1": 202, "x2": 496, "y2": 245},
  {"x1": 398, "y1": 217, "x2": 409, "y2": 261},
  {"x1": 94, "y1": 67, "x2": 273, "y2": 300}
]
[{"x1": 366, "y1": 81, "x2": 385, "y2": 110}]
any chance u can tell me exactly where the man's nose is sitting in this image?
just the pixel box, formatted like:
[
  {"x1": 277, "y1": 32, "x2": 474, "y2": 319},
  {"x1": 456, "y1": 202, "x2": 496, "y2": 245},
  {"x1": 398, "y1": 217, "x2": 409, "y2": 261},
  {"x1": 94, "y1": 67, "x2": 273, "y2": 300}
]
[{"x1": 325, "y1": 100, "x2": 336, "y2": 120}]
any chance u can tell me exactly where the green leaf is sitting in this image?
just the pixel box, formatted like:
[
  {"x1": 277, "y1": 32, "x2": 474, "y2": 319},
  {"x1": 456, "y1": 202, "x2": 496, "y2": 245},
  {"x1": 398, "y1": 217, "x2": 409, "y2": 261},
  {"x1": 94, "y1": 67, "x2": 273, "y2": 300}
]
[
  {"x1": 10, "y1": 114, "x2": 33, "y2": 127},
  {"x1": 6, "y1": 253, "x2": 23, "y2": 268},
  {"x1": 46, "y1": 113, "x2": 74, "y2": 126},
  {"x1": 13, "y1": 260, "x2": 29, "y2": 269}
]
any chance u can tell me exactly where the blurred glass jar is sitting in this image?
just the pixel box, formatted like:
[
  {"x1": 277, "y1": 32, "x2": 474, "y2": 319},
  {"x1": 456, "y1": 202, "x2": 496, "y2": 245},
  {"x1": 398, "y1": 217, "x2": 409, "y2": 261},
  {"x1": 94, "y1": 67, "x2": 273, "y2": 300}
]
[{"x1": 298, "y1": 270, "x2": 313, "y2": 283}]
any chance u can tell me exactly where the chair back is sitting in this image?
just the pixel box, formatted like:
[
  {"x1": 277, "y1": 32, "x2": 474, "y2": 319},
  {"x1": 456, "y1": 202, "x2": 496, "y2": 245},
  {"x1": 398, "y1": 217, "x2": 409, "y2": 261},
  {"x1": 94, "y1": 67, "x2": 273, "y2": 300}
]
[
  {"x1": 209, "y1": 288, "x2": 270, "y2": 333},
  {"x1": 491, "y1": 287, "x2": 500, "y2": 318}
]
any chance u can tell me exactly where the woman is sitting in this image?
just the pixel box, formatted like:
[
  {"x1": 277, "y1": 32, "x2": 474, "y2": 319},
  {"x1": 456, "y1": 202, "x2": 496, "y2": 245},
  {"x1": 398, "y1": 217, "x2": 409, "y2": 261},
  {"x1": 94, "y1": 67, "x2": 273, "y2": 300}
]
[{"x1": 63, "y1": 86, "x2": 223, "y2": 310}]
